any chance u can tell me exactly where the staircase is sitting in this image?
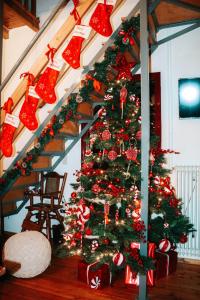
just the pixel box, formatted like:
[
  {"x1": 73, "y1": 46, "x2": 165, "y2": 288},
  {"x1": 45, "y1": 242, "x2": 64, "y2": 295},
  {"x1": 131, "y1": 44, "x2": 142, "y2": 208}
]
[
  {"x1": 1, "y1": 0, "x2": 200, "y2": 222},
  {"x1": 3, "y1": 0, "x2": 40, "y2": 39}
]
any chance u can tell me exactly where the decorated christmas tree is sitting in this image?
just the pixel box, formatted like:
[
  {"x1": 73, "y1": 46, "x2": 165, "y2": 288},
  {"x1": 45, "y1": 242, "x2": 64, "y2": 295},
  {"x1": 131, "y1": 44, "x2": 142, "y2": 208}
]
[{"x1": 63, "y1": 78, "x2": 194, "y2": 276}]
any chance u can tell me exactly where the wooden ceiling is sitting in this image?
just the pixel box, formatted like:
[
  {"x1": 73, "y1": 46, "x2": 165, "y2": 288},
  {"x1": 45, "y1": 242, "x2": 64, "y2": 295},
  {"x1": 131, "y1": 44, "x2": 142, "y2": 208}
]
[{"x1": 3, "y1": 0, "x2": 39, "y2": 39}]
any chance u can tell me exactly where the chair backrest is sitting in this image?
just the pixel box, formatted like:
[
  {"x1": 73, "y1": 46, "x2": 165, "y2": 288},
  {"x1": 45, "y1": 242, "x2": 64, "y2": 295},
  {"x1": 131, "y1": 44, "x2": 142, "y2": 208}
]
[{"x1": 41, "y1": 171, "x2": 67, "y2": 204}]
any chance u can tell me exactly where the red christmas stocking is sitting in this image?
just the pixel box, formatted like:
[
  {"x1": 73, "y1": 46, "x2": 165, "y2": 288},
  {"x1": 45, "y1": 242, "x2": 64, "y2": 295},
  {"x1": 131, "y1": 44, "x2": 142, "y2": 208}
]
[
  {"x1": 19, "y1": 86, "x2": 39, "y2": 131},
  {"x1": 0, "y1": 98, "x2": 20, "y2": 157},
  {"x1": 89, "y1": 0, "x2": 116, "y2": 37},
  {"x1": 62, "y1": 25, "x2": 91, "y2": 69},
  {"x1": 35, "y1": 45, "x2": 62, "y2": 104}
]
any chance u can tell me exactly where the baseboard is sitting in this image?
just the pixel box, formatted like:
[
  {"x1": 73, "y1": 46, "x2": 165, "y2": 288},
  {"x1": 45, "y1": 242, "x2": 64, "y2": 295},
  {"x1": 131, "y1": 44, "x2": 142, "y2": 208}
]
[{"x1": 178, "y1": 258, "x2": 200, "y2": 265}]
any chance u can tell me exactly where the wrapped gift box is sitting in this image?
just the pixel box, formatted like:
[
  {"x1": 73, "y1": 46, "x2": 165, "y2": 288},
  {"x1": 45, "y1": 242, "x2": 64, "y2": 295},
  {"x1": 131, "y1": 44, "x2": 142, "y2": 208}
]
[
  {"x1": 155, "y1": 250, "x2": 178, "y2": 279},
  {"x1": 78, "y1": 260, "x2": 111, "y2": 289},
  {"x1": 125, "y1": 242, "x2": 156, "y2": 287}
]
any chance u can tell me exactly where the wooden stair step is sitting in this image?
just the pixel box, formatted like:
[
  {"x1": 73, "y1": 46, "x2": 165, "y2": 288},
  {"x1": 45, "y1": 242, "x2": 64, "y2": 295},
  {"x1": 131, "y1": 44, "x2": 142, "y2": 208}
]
[
  {"x1": 13, "y1": 172, "x2": 39, "y2": 189},
  {"x1": 2, "y1": 188, "x2": 25, "y2": 203},
  {"x1": 76, "y1": 102, "x2": 93, "y2": 118},
  {"x1": 42, "y1": 139, "x2": 65, "y2": 155},
  {"x1": 58, "y1": 120, "x2": 79, "y2": 137},
  {"x1": 32, "y1": 156, "x2": 52, "y2": 171},
  {"x1": 89, "y1": 84, "x2": 107, "y2": 103}
]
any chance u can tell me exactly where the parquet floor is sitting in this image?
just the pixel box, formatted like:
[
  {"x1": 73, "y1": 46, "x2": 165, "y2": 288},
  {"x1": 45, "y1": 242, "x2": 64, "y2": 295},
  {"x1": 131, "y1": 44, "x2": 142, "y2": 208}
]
[{"x1": 0, "y1": 256, "x2": 200, "y2": 300}]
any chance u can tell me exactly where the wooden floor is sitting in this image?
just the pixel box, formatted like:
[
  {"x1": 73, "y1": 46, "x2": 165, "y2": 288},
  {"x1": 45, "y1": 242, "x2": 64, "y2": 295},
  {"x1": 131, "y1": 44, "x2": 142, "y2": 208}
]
[{"x1": 0, "y1": 256, "x2": 200, "y2": 300}]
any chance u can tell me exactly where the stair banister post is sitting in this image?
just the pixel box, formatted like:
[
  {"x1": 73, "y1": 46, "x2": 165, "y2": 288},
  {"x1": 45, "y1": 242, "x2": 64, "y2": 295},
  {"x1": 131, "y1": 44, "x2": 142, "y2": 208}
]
[{"x1": 138, "y1": 0, "x2": 150, "y2": 299}]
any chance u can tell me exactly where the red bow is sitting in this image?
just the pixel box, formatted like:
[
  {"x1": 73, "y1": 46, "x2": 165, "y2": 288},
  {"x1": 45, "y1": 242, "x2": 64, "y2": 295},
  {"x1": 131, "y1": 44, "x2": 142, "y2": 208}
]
[
  {"x1": 86, "y1": 74, "x2": 102, "y2": 92},
  {"x1": 45, "y1": 44, "x2": 57, "y2": 62},
  {"x1": 20, "y1": 72, "x2": 35, "y2": 86},
  {"x1": 114, "y1": 53, "x2": 135, "y2": 80},
  {"x1": 2, "y1": 97, "x2": 13, "y2": 114},
  {"x1": 70, "y1": 0, "x2": 81, "y2": 24},
  {"x1": 118, "y1": 29, "x2": 135, "y2": 46}
]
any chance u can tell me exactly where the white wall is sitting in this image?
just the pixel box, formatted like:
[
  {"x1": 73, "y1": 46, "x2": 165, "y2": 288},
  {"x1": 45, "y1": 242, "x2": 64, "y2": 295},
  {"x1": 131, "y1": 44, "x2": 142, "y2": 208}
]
[{"x1": 151, "y1": 26, "x2": 200, "y2": 168}]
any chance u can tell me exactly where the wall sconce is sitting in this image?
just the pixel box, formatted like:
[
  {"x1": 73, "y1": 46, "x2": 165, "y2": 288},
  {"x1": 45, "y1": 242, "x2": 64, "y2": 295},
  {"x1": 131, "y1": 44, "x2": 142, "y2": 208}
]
[{"x1": 179, "y1": 78, "x2": 200, "y2": 118}]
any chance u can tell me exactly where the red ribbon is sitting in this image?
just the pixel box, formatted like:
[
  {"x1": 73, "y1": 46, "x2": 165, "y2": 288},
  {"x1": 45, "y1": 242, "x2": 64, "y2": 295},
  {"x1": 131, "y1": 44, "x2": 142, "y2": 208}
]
[
  {"x1": 2, "y1": 97, "x2": 13, "y2": 114},
  {"x1": 45, "y1": 44, "x2": 57, "y2": 62},
  {"x1": 118, "y1": 30, "x2": 135, "y2": 46},
  {"x1": 70, "y1": 0, "x2": 81, "y2": 24},
  {"x1": 20, "y1": 72, "x2": 35, "y2": 86},
  {"x1": 86, "y1": 74, "x2": 102, "y2": 92}
]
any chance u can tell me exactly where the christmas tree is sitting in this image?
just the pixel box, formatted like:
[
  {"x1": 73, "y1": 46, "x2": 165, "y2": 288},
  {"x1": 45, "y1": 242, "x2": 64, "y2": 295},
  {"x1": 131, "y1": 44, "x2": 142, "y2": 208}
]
[{"x1": 63, "y1": 78, "x2": 194, "y2": 275}]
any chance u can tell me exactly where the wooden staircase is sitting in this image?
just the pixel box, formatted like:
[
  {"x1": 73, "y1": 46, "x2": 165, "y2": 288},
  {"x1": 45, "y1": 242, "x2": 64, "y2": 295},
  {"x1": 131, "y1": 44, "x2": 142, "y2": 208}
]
[
  {"x1": 1, "y1": 100, "x2": 96, "y2": 216},
  {"x1": 1, "y1": 0, "x2": 200, "y2": 218},
  {"x1": 3, "y1": 0, "x2": 39, "y2": 39}
]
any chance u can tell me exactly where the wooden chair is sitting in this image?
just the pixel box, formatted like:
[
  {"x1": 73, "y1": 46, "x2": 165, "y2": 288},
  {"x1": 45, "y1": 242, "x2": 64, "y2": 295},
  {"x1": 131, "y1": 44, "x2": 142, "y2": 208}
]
[{"x1": 22, "y1": 172, "x2": 67, "y2": 241}]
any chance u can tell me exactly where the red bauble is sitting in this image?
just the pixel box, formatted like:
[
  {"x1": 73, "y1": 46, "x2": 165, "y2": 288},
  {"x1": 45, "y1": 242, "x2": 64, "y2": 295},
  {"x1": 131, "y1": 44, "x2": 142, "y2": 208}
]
[
  {"x1": 74, "y1": 232, "x2": 82, "y2": 239},
  {"x1": 158, "y1": 238, "x2": 171, "y2": 252},
  {"x1": 112, "y1": 252, "x2": 125, "y2": 266},
  {"x1": 101, "y1": 129, "x2": 111, "y2": 141},
  {"x1": 169, "y1": 198, "x2": 179, "y2": 208},
  {"x1": 71, "y1": 192, "x2": 77, "y2": 199},
  {"x1": 85, "y1": 228, "x2": 92, "y2": 235},
  {"x1": 126, "y1": 148, "x2": 137, "y2": 161},
  {"x1": 179, "y1": 234, "x2": 188, "y2": 244},
  {"x1": 102, "y1": 238, "x2": 110, "y2": 245},
  {"x1": 85, "y1": 149, "x2": 92, "y2": 157},
  {"x1": 92, "y1": 184, "x2": 101, "y2": 194},
  {"x1": 136, "y1": 130, "x2": 141, "y2": 140},
  {"x1": 89, "y1": 204, "x2": 94, "y2": 211},
  {"x1": 49, "y1": 128, "x2": 54, "y2": 136},
  {"x1": 108, "y1": 150, "x2": 117, "y2": 161}
]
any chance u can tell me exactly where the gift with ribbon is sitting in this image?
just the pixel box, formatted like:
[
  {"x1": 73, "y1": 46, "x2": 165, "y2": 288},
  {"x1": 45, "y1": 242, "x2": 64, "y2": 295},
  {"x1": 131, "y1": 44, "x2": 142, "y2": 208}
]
[
  {"x1": 125, "y1": 242, "x2": 156, "y2": 286},
  {"x1": 155, "y1": 250, "x2": 178, "y2": 279},
  {"x1": 78, "y1": 260, "x2": 111, "y2": 289}
]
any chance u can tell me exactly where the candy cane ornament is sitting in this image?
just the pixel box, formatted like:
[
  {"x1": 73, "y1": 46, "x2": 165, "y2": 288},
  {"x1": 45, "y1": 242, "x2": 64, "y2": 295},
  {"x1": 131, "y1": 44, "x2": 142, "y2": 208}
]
[{"x1": 77, "y1": 204, "x2": 90, "y2": 229}]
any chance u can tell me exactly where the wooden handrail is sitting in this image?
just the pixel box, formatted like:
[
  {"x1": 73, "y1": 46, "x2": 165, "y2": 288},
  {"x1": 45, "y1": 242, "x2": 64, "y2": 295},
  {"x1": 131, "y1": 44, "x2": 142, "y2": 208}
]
[{"x1": 0, "y1": 0, "x2": 124, "y2": 160}]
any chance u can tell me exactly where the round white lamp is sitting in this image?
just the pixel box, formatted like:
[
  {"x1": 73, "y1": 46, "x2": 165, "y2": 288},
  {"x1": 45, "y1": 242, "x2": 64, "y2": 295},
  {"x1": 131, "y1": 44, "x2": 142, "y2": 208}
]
[{"x1": 2, "y1": 231, "x2": 51, "y2": 278}]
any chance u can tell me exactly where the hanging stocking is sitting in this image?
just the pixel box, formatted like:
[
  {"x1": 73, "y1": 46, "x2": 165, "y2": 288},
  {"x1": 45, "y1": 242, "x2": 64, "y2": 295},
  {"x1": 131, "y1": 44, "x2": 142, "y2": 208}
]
[
  {"x1": 0, "y1": 98, "x2": 20, "y2": 157},
  {"x1": 19, "y1": 73, "x2": 39, "y2": 131},
  {"x1": 89, "y1": 0, "x2": 116, "y2": 37},
  {"x1": 35, "y1": 44, "x2": 62, "y2": 104},
  {"x1": 62, "y1": 11, "x2": 91, "y2": 69}
]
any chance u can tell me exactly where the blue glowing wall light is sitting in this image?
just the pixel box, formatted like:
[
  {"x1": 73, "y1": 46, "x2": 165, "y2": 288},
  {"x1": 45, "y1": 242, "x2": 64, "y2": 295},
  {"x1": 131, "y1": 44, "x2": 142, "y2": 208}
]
[{"x1": 179, "y1": 78, "x2": 200, "y2": 118}]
